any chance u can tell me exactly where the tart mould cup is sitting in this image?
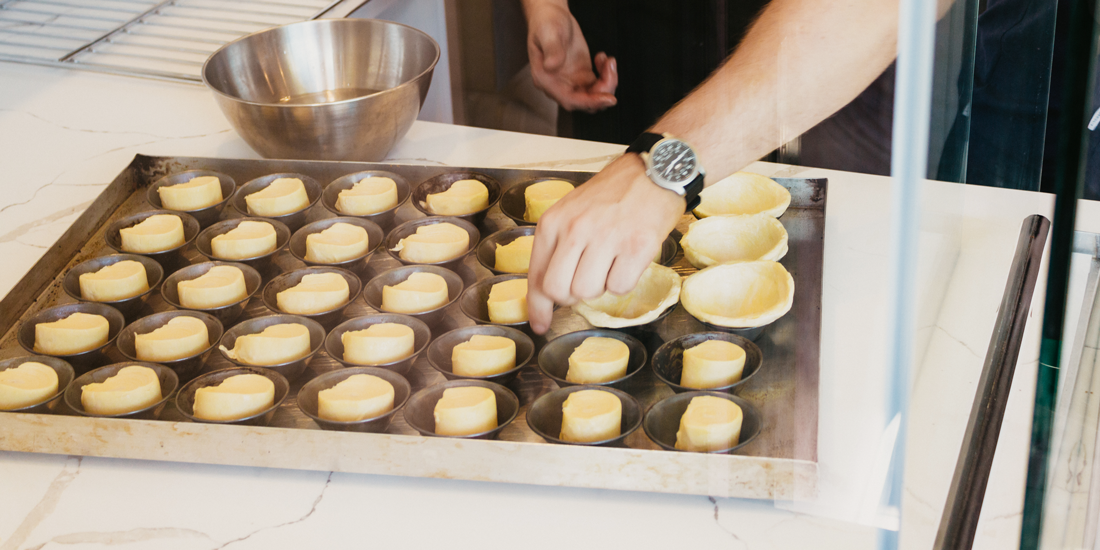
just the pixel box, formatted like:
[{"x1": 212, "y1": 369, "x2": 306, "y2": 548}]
[
  {"x1": 116, "y1": 310, "x2": 224, "y2": 383},
  {"x1": 403, "y1": 379, "x2": 519, "y2": 440},
  {"x1": 231, "y1": 172, "x2": 323, "y2": 232},
  {"x1": 426, "y1": 325, "x2": 535, "y2": 386},
  {"x1": 321, "y1": 170, "x2": 411, "y2": 230},
  {"x1": 104, "y1": 209, "x2": 200, "y2": 270},
  {"x1": 146, "y1": 169, "x2": 237, "y2": 228},
  {"x1": 525, "y1": 385, "x2": 642, "y2": 447},
  {"x1": 216, "y1": 314, "x2": 326, "y2": 382},
  {"x1": 642, "y1": 391, "x2": 763, "y2": 454},
  {"x1": 0, "y1": 355, "x2": 74, "y2": 414},
  {"x1": 536, "y1": 329, "x2": 647, "y2": 390},
  {"x1": 196, "y1": 217, "x2": 291, "y2": 274},
  {"x1": 362, "y1": 265, "x2": 464, "y2": 329},
  {"x1": 296, "y1": 366, "x2": 412, "y2": 433},
  {"x1": 499, "y1": 176, "x2": 580, "y2": 226},
  {"x1": 650, "y1": 332, "x2": 764, "y2": 394},
  {"x1": 324, "y1": 314, "x2": 431, "y2": 378},
  {"x1": 260, "y1": 266, "x2": 362, "y2": 332},
  {"x1": 62, "y1": 253, "x2": 164, "y2": 320},
  {"x1": 161, "y1": 261, "x2": 262, "y2": 327},
  {"x1": 18, "y1": 302, "x2": 126, "y2": 374},
  {"x1": 65, "y1": 362, "x2": 179, "y2": 420},
  {"x1": 288, "y1": 216, "x2": 384, "y2": 275},
  {"x1": 411, "y1": 171, "x2": 502, "y2": 226},
  {"x1": 383, "y1": 216, "x2": 479, "y2": 272},
  {"x1": 475, "y1": 226, "x2": 537, "y2": 276},
  {"x1": 175, "y1": 366, "x2": 289, "y2": 426}
]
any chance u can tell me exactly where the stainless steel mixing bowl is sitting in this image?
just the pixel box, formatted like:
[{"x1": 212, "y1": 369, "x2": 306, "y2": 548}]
[{"x1": 202, "y1": 18, "x2": 439, "y2": 161}]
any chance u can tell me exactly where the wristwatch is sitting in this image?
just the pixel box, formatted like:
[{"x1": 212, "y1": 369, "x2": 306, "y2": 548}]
[{"x1": 626, "y1": 132, "x2": 706, "y2": 212}]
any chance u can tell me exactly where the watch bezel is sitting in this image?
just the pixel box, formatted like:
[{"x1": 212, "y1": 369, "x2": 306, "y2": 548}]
[{"x1": 640, "y1": 136, "x2": 702, "y2": 195}]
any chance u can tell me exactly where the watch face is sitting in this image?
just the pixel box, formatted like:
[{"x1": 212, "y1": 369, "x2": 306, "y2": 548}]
[{"x1": 651, "y1": 140, "x2": 698, "y2": 185}]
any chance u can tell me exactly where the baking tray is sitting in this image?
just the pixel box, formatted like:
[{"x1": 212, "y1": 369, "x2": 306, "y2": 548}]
[{"x1": 0, "y1": 154, "x2": 824, "y2": 500}]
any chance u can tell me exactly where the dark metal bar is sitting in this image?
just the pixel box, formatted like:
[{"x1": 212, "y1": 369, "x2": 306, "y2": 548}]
[{"x1": 934, "y1": 214, "x2": 1051, "y2": 550}]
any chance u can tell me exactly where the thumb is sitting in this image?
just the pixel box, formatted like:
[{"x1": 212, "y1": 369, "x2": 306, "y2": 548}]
[{"x1": 535, "y1": 30, "x2": 567, "y2": 72}]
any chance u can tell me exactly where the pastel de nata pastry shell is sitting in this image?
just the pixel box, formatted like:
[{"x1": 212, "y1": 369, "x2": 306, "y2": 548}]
[
  {"x1": 524, "y1": 179, "x2": 574, "y2": 222},
  {"x1": 680, "y1": 261, "x2": 794, "y2": 328},
  {"x1": 680, "y1": 213, "x2": 788, "y2": 269},
  {"x1": 245, "y1": 177, "x2": 310, "y2": 217},
  {"x1": 318, "y1": 373, "x2": 396, "y2": 422},
  {"x1": 694, "y1": 172, "x2": 791, "y2": 219},
  {"x1": 574, "y1": 263, "x2": 681, "y2": 328},
  {"x1": 78, "y1": 260, "x2": 149, "y2": 302},
  {"x1": 392, "y1": 222, "x2": 470, "y2": 264},
  {"x1": 304, "y1": 222, "x2": 371, "y2": 264},
  {"x1": 80, "y1": 365, "x2": 161, "y2": 416},
  {"x1": 675, "y1": 394, "x2": 744, "y2": 452},
  {"x1": 119, "y1": 214, "x2": 186, "y2": 254}
]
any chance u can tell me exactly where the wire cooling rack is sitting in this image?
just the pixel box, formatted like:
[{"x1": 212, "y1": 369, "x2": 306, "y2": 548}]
[{"x1": 0, "y1": 0, "x2": 361, "y2": 83}]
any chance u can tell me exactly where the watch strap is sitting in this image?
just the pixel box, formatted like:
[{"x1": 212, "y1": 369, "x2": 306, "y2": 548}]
[
  {"x1": 626, "y1": 132, "x2": 664, "y2": 154},
  {"x1": 627, "y1": 131, "x2": 705, "y2": 213}
]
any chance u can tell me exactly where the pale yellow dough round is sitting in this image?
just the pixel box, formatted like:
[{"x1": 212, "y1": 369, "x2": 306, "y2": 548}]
[
  {"x1": 393, "y1": 223, "x2": 469, "y2": 264},
  {"x1": 566, "y1": 337, "x2": 629, "y2": 384},
  {"x1": 681, "y1": 340, "x2": 746, "y2": 389},
  {"x1": 494, "y1": 235, "x2": 534, "y2": 274},
  {"x1": 452, "y1": 334, "x2": 516, "y2": 377},
  {"x1": 35, "y1": 312, "x2": 110, "y2": 355},
  {"x1": 574, "y1": 263, "x2": 681, "y2": 328},
  {"x1": 487, "y1": 278, "x2": 528, "y2": 324},
  {"x1": 694, "y1": 172, "x2": 791, "y2": 218},
  {"x1": 81, "y1": 365, "x2": 161, "y2": 416},
  {"x1": 318, "y1": 374, "x2": 394, "y2": 422},
  {"x1": 211, "y1": 220, "x2": 277, "y2": 260},
  {"x1": 337, "y1": 176, "x2": 398, "y2": 215},
  {"x1": 426, "y1": 179, "x2": 489, "y2": 215},
  {"x1": 276, "y1": 272, "x2": 350, "y2": 315},
  {"x1": 159, "y1": 176, "x2": 222, "y2": 210},
  {"x1": 120, "y1": 214, "x2": 185, "y2": 253},
  {"x1": 675, "y1": 395, "x2": 743, "y2": 452},
  {"x1": 342, "y1": 323, "x2": 415, "y2": 365},
  {"x1": 178, "y1": 265, "x2": 248, "y2": 309},
  {"x1": 246, "y1": 177, "x2": 309, "y2": 217},
  {"x1": 194, "y1": 373, "x2": 274, "y2": 421},
  {"x1": 222, "y1": 323, "x2": 311, "y2": 366},
  {"x1": 305, "y1": 223, "x2": 370, "y2": 263},
  {"x1": 135, "y1": 316, "x2": 210, "y2": 362},
  {"x1": 680, "y1": 261, "x2": 794, "y2": 328},
  {"x1": 524, "y1": 179, "x2": 573, "y2": 222},
  {"x1": 680, "y1": 213, "x2": 788, "y2": 268},
  {"x1": 433, "y1": 386, "x2": 497, "y2": 436},
  {"x1": 560, "y1": 389, "x2": 621, "y2": 443},
  {"x1": 382, "y1": 272, "x2": 450, "y2": 314},
  {"x1": 79, "y1": 260, "x2": 149, "y2": 302},
  {"x1": 0, "y1": 362, "x2": 59, "y2": 410}
]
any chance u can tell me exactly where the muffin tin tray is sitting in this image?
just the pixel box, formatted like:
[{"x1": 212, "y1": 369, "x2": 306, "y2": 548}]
[{"x1": 0, "y1": 154, "x2": 825, "y2": 500}]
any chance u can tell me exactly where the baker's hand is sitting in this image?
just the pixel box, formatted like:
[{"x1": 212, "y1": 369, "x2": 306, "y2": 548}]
[
  {"x1": 528, "y1": 154, "x2": 684, "y2": 333},
  {"x1": 525, "y1": 0, "x2": 617, "y2": 113}
]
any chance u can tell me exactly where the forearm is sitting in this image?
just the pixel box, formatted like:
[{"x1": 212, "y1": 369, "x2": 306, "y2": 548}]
[
  {"x1": 521, "y1": 0, "x2": 568, "y2": 17},
  {"x1": 652, "y1": 0, "x2": 900, "y2": 182}
]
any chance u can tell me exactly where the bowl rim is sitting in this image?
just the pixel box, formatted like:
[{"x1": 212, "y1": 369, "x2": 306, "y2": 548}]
[
  {"x1": 403, "y1": 379, "x2": 520, "y2": 439},
  {"x1": 287, "y1": 216, "x2": 384, "y2": 266},
  {"x1": 321, "y1": 169, "x2": 412, "y2": 220},
  {"x1": 104, "y1": 210, "x2": 200, "y2": 257},
  {"x1": 161, "y1": 260, "x2": 263, "y2": 313},
  {"x1": 201, "y1": 18, "x2": 441, "y2": 109},
  {"x1": 525, "y1": 384, "x2": 643, "y2": 446},
  {"x1": 146, "y1": 169, "x2": 237, "y2": 214},
  {"x1": 383, "y1": 215, "x2": 480, "y2": 267},
  {"x1": 196, "y1": 216, "x2": 291, "y2": 263},
  {"x1": 0, "y1": 355, "x2": 75, "y2": 413},
  {"x1": 363, "y1": 264, "x2": 464, "y2": 317},
  {"x1": 410, "y1": 171, "x2": 503, "y2": 220},
  {"x1": 62, "y1": 253, "x2": 164, "y2": 307}
]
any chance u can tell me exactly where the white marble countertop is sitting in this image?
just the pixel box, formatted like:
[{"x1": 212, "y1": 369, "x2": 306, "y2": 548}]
[{"x1": 1, "y1": 61, "x2": 1097, "y2": 550}]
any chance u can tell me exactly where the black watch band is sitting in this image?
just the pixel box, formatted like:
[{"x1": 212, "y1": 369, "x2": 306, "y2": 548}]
[{"x1": 627, "y1": 132, "x2": 705, "y2": 213}]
